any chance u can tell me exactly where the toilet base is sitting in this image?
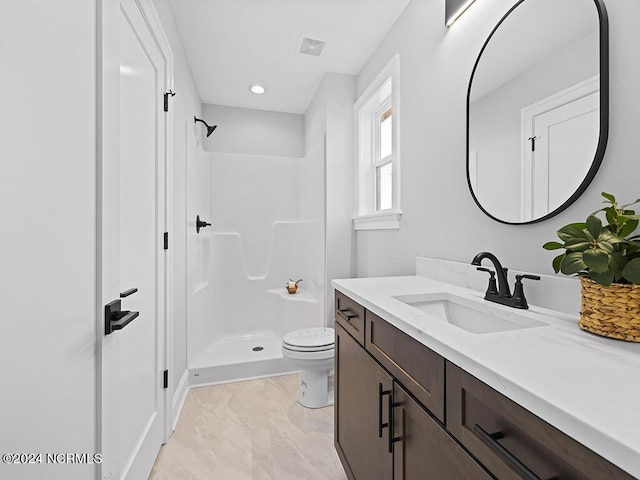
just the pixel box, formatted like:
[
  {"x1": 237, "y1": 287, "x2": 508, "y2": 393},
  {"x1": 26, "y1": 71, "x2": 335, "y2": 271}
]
[{"x1": 297, "y1": 369, "x2": 334, "y2": 409}]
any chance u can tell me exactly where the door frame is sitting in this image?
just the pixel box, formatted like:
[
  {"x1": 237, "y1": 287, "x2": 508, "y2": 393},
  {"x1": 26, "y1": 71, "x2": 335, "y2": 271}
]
[
  {"x1": 96, "y1": 0, "x2": 174, "y2": 477},
  {"x1": 519, "y1": 75, "x2": 599, "y2": 221}
]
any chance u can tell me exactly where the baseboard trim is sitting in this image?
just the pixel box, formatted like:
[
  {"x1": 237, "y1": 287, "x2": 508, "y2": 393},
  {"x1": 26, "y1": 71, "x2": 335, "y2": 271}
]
[
  {"x1": 171, "y1": 369, "x2": 189, "y2": 432},
  {"x1": 188, "y1": 357, "x2": 297, "y2": 388}
]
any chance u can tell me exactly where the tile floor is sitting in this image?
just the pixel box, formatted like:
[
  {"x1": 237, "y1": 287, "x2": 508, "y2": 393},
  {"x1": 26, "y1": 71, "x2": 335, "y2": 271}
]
[{"x1": 149, "y1": 374, "x2": 348, "y2": 480}]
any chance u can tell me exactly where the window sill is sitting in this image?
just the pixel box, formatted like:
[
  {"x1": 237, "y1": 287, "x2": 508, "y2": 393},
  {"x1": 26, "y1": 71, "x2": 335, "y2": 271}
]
[{"x1": 353, "y1": 211, "x2": 402, "y2": 231}]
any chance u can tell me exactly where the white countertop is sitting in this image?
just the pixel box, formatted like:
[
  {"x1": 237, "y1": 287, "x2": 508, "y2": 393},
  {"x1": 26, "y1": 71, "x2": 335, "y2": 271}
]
[{"x1": 332, "y1": 275, "x2": 640, "y2": 478}]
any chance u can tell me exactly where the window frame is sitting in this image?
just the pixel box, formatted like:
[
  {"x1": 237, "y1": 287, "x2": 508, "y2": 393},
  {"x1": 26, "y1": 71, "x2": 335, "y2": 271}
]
[
  {"x1": 374, "y1": 102, "x2": 393, "y2": 211},
  {"x1": 353, "y1": 54, "x2": 401, "y2": 231}
]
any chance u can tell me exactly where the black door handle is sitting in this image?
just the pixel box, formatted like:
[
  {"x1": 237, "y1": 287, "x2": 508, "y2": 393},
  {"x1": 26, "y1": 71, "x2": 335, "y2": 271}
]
[
  {"x1": 120, "y1": 288, "x2": 138, "y2": 298},
  {"x1": 105, "y1": 299, "x2": 140, "y2": 335},
  {"x1": 196, "y1": 215, "x2": 212, "y2": 234}
]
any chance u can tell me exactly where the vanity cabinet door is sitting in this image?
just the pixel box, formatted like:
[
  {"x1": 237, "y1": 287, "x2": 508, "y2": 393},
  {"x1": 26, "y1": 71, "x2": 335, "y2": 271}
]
[
  {"x1": 446, "y1": 362, "x2": 634, "y2": 480},
  {"x1": 392, "y1": 382, "x2": 493, "y2": 480},
  {"x1": 366, "y1": 310, "x2": 445, "y2": 422},
  {"x1": 335, "y1": 323, "x2": 393, "y2": 480}
]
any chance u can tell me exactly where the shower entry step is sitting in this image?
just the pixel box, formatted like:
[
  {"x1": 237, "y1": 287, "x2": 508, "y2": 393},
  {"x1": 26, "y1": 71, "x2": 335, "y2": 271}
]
[{"x1": 188, "y1": 333, "x2": 298, "y2": 387}]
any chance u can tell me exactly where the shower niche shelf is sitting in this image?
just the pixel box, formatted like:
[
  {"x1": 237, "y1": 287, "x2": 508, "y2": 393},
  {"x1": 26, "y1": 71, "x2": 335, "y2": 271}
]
[{"x1": 266, "y1": 288, "x2": 319, "y2": 303}]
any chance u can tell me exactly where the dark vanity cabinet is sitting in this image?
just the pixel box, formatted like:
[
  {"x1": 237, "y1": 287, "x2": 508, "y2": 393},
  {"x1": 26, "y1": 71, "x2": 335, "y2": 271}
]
[
  {"x1": 335, "y1": 293, "x2": 492, "y2": 480},
  {"x1": 334, "y1": 291, "x2": 634, "y2": 480},
  {"x1": 392, "y1": 381, "x2": 493, "y2": 479},
  {"x1": 335, "y1": 322, "x2": 393, "y2": 479},
  {"x1": 446, "y1": 363, "x2": 634, "y2": 480}
]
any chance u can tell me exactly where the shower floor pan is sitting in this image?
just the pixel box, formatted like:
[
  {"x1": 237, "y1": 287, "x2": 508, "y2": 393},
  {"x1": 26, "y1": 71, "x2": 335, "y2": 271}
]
[{"x1": 189, "y1": 332, "x2": 298, "y2": 387}]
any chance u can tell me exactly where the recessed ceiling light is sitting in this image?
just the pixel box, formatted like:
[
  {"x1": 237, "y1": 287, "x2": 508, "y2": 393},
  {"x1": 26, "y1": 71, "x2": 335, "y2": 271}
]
[{"x1": 250, "y1": 85, "x2": 266, "y2": 95}]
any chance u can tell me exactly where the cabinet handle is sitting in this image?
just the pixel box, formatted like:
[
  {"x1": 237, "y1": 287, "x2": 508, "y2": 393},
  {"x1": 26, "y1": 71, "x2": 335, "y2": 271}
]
[
  {"x1": 473, "y1": 424, "x2": 558, "y2": 480},
  {"x1": 378, "y1": 383, "x2": 391, "y2": 438},
  {"x1": 388, "y1": 387, "x2": 402, "y2": 453},
  {"x1": 337, "y1": 308, "x2": 357, "y2": 322}
]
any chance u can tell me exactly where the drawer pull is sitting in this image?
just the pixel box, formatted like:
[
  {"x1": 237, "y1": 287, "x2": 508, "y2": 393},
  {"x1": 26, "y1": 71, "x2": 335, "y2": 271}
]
[
  {"x1": 378, "y1": 383, "x2": 391, "y2": 438},
  {"x1": 388, "y1": 389, "x2": 402, "y2": 453},
  {"x1": 338, "y1": 308, "x2": 357, "y2": 322},
  {"x1": 473, "y1": 424, "x2": 558, "y2": 480}
]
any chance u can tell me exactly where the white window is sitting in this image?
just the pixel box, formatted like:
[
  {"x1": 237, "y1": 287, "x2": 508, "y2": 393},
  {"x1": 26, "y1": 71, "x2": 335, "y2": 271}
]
[{"x1": 354, "y1": 55, "x2": 401, "y2": 230}]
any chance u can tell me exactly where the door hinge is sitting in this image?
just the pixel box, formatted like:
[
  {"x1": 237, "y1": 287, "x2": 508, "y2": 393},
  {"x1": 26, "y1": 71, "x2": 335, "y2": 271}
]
[
  {"x1": 163, "y1": 232, "x2": 169, "y2": 250},
  {"x1": 163, "y1": 370, "x2": 169, "y2": 389},
  {"x1": 163, "y1": 90, "x2": 176, "y2": 112},
  {"x1": 528, "y1": 135, "x2": 537, "y2": 152}
]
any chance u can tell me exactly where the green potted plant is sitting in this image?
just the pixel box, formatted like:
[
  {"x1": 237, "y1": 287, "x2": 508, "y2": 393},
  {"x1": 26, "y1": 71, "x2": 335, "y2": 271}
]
[{"x1": 543, "y1": 192, "x2": 640, "y2": 342}]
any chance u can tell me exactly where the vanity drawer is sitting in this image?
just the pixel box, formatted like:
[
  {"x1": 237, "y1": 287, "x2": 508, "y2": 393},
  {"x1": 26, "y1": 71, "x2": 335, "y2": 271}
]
[
  {"x1": 365, "y1": 310, "x2": 445, "y2": 422},
  {"x1": 335, "y1": 290, "x2": 366, "y2": 346},
  {"x1": 446, "y1": 362, "x2": 634, "y2": 480}
]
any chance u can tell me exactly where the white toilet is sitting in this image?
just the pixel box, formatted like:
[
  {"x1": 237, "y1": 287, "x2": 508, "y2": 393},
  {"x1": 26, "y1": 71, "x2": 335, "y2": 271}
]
[{"x1": 282, "y1": 327, "x2": 335, "y2": 409}]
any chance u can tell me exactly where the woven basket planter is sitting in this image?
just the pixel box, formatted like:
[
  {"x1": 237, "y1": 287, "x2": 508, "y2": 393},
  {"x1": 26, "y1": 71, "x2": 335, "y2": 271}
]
[{"x1": 579, "y1": 277, "x2": 640, "y2": 342}]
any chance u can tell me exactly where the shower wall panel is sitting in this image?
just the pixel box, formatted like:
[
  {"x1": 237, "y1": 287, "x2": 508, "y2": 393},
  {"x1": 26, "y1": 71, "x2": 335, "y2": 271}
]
[{"x1": 187, "y1": 151, "x2": 325, "y2": 367}]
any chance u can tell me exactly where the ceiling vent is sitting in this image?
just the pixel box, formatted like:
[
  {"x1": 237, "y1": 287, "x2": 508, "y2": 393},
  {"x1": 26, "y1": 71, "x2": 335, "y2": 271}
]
[{"x1": 298, "y1": 36, "x2": 326, "y2": 57}]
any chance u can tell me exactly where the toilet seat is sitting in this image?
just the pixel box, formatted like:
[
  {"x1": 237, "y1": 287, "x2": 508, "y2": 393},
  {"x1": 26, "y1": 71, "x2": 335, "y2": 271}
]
[
  {"x1": 281, "y1": 346, "x2": 334, "y2": 361},
  {"x1": 282, "y1": 327, "x2": 334, "y2": 352}
]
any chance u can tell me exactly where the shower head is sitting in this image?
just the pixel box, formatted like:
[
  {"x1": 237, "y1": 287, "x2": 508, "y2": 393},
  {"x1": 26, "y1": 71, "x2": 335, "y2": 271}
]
[{"x1": 194, "y1": 116, "x2": 217, "y2": 137}]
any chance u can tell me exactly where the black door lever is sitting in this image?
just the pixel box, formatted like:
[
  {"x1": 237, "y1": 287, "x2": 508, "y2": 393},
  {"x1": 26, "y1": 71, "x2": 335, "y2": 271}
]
[
  {"x1": 196, "y1": 215, "x2": 212, "y2": 234},
  {"x1": 120, "y1": 288, "x2": 138, "y2": 298},
  {"x1": 105, "y1": 299, "x2": 139, "y2": 335}
]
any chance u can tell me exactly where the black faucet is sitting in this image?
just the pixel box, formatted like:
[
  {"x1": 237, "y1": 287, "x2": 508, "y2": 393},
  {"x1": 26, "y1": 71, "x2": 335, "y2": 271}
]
[{"x1": 471, "y1": 252, "x2": 540, "y2": 309}]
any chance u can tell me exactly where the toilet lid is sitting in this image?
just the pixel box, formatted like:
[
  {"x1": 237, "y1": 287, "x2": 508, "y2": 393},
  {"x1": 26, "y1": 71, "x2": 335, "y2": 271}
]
[{"x1": 283, "y1": 327, "x2": 335, "y2": 350}]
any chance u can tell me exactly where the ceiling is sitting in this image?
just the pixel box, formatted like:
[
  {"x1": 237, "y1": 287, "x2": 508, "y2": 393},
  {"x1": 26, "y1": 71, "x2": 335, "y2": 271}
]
[{"x1": 168, "y1": 0, "x2": 411, "y2": 114}]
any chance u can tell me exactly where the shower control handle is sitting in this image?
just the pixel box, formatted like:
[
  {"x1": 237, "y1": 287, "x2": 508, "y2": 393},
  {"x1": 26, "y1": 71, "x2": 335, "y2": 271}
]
[{"x1": 196, "y1": 215, "x2": 212, "y2": 234}]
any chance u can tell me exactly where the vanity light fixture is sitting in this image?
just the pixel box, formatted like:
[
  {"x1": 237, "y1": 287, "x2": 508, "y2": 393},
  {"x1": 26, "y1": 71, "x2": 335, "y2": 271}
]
[
  {"x1": 445, "y1": 0, "x2": 477, "y2": 27},
  {"x1": 250, "y1": 84, "x2": 266, "y2": 95}
]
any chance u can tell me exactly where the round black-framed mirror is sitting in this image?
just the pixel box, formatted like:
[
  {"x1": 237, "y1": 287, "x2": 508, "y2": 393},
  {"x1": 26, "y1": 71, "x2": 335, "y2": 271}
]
[{"x1": 466, "y1": 0, "x2": 608, "y2": 225}]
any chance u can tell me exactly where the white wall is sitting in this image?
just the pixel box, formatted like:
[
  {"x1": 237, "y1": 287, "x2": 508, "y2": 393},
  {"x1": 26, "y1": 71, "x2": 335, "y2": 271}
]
[
  {"x1": 153, "y1": 0, "x2": 203, "y2": 403},
  {"x1": 305, "y1": 73, "x2": 356, "y2": 325},
  {"x1": 354, "y1": 0, "x2": 640, "y2": 278},
  {"x1": 300, "y1": 138, "x2": 326, "y2": 223},
  {"x1": 0, "y1": 2, "x2": 96, "y2": 479},
  {"x1": 202, "y1": 104, "x2": 304, "y2": 157}
]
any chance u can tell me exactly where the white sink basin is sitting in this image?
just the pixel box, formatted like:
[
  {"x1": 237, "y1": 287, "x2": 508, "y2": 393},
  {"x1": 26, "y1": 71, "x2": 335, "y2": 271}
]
[{"x1": 393, "y1": 292, "x2": 549, "y2": 334}]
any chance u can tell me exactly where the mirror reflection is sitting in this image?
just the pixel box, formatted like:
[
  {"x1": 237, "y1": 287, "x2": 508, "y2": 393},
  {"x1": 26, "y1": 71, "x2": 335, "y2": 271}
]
[{"x1": 467, "y1": 0, "x2": 607, "y2": 224}]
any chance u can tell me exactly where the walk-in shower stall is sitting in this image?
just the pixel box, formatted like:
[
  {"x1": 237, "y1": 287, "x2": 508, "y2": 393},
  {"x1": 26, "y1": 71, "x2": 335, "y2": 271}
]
[{"x1": 186, "y1": 137, "x2": 326, "y2": 385}]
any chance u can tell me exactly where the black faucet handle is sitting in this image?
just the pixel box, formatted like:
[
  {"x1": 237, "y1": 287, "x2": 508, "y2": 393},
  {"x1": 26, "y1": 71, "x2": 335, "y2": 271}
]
[
  {"x1": 516, "y1": 274, "x2": 541, "y2": 282},
  {"x1": 512, "y1": 274, "x2": 540, "y2": 309},
  {"x1": 476, "y1": 267, "x2": 495, "y2": 276},
  {"x1": 476, "y1": 267, "x2": 498, "y2": 295}
]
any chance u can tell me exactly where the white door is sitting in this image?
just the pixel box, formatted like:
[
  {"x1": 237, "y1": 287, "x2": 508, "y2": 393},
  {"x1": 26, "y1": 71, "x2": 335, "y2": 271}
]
[
  {"x1": 530, "y1": 91, "x2": 599, "y2": 218},
  {"x1": 520, "y1": 77, "x2": 600, "y2": 221},
  {"x1": 98, "y1": 0, "x2": 172, "y2": 478}
]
